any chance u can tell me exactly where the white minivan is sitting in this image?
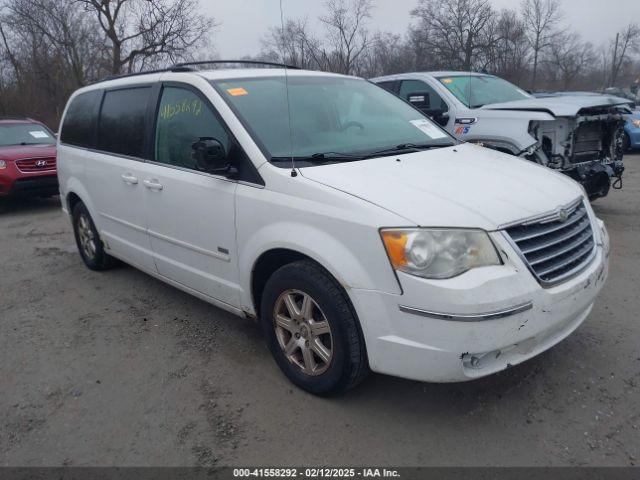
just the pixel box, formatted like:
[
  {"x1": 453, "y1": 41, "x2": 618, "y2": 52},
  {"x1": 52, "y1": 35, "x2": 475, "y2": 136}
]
[{"x1": 57, "y1": 64, "x2": 610, "y2": 395}]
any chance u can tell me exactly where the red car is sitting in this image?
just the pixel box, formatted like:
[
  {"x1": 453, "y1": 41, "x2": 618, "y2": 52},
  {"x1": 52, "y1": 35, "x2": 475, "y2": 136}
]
[{"x1": 0, "y1": 118, "x2": 58, "y2": 198}]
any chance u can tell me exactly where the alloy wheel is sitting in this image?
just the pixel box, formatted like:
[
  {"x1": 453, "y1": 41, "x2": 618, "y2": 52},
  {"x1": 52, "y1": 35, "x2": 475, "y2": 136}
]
[
  {"x1": 77, "y1": 213, "x2": 97, "y2": 260},
  {"x1": 273, "y1": 289, "x2": 333, "y2": 376}
]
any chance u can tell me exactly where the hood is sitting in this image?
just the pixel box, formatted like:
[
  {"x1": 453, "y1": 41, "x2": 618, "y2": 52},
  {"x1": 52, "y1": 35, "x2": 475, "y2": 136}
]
[
  {"x1": 0, "y1": 143, "x2": 56, "y2": 161},
  {"x1": 482, "y1": 95, "x2": 629, "y2": 117},
  {"x1": 300, "y1": 143, "x2": 582, "y2": 230}
]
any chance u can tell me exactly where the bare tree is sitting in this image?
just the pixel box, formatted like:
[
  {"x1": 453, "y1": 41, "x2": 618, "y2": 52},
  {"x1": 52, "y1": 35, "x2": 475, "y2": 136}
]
[
  {"x1": 3, "y1": 0, "x2": 106, "y2": 87},
  {"x1": 486, "y1": 9, "x2": 530, "y2": 84},
  {"x1": 610, "y1": 23, "x2": 640, "y2": 86},
  {"x1": 521, "y1": 0, "x2": 563, "y2": 90},
  {"x1": 546, "y1": 32, "x2": 595, "y2": 90},
  {"x1": 319, "y1": 0, "x2": 373, "y2": 75},
  {"x1": 411, "y1": 0, "x2": 496, "y2": 71},
  {"x1": 261, "y1": 18, "x2": 321, "y2": 69},
  {"x1": 76, "y1": 0, "x2": 215, "y2": 74}
]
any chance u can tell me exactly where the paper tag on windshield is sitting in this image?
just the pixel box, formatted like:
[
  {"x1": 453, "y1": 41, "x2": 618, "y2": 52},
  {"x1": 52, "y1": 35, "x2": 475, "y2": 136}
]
[
  {"x1": 410, "y1": 119, "x2": 447, "y2": 139},
  {"x1": 29, "y1": 131, "x2": 49, "y2": 138}
]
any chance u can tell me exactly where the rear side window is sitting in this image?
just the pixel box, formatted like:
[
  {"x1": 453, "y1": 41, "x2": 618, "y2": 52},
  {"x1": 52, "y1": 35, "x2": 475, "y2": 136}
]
[
  {"x1": 61, "y1": 90, "x2": 101, "y2": 148},
  {"x1": 97, "y1": 87, "x2": 150, "y2": 158}
]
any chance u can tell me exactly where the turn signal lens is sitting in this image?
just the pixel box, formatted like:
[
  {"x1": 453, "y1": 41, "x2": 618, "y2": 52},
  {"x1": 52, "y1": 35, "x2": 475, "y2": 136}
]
[{"x1": 381, "y1": 231, "x2": 408, "y2": 268}]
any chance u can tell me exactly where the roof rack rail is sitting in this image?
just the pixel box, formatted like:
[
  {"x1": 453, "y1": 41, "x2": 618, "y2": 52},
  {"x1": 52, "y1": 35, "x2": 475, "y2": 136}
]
[
  {"x1": 94, "y1": 59, "x2": 301, "y2": 85},
  {"x1": 171, "y1": 60, "x2": 300, "y2": 71},
  {"x1": 98, "y1": 67, "x2": 170, "y2": 83}
]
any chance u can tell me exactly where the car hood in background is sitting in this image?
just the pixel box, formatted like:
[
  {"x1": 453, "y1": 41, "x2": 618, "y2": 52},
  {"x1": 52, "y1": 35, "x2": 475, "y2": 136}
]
[
  {"x1": 300, "y1": 143, "x2": 582, "y2": 230},
  {"x1": 0, "y1": 143, "x2": 57, "y2": 160},
  {"x1": 481, "y1": 95, "x2": 630, "y2": 117}
]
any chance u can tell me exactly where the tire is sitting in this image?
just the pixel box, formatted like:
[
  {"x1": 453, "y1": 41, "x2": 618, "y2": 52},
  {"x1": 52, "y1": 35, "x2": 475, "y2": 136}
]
[
  {"x1": 72, "y1": 202, "x2": 116, "y2": 271},
  {"x1": 260, "y1": 260, "x2": 369, "y2": 395}
]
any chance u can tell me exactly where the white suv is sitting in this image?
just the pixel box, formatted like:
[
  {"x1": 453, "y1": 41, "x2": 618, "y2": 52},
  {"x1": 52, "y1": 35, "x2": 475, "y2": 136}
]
[{"x1": 57, "y1": 64, "x2": 610, "y2": 395}]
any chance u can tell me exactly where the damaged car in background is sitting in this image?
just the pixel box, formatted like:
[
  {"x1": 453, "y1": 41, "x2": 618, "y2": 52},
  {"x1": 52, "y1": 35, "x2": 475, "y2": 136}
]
[{"x1": 373, "y1": 72, "x2": 629, "y2": 200}]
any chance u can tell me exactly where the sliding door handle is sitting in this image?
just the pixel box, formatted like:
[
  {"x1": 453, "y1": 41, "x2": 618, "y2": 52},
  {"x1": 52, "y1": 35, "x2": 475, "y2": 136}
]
[
  {"x1": 121, "y1": 173, "x2": 138, "y2": 185},
  {"x1": 143, "y1": 179, "x2": 164, "y2": 191}
]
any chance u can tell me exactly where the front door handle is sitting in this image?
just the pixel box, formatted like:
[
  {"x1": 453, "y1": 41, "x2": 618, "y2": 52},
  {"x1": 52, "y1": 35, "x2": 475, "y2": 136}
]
[
  {"x1": 143, "y1": 179, "x2": 164, "y2": 191},
  {"x1": 121, "y1": 173, "x2": 138, "y2": 185}
]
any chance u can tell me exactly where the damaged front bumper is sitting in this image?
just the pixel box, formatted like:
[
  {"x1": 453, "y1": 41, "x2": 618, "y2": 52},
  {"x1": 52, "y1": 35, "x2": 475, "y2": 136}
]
[
  {"x1": 349, "y1": 221, "x2": 609, "y2": 383},
  {"x1": 528, "y1": 110, "x2": 627, "y2": 199}
]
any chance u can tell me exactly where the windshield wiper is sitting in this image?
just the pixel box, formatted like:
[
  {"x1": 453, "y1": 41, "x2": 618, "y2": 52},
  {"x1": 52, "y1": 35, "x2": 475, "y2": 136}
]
[
  {"x1": 271, "y1": 152, "x2": 365, "y2": 163},
  {"x1": 362, "y1": 142, "x2": 454, "y2": 158}
]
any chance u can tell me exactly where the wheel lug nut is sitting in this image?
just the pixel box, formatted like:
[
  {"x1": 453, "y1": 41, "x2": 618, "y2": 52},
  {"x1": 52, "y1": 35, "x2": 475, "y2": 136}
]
[
  {"x1": 305, "y1": 340, "x2": 309, "y2": 346},
  {"x1": 295, "y1": 333, "x2": 300, "y2": 339}
]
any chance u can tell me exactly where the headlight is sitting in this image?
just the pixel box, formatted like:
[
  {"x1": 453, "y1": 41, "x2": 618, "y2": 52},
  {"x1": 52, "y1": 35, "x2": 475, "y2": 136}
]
[
  {"x1": 0, "y1": 160, "x2": 6, "y2": 169},
  {"x1": 380, "y1": 228, "x2": 501, "y2": 279},
  {"x1": 632, "y1": 119, "x2": 640, "y2": 128}
]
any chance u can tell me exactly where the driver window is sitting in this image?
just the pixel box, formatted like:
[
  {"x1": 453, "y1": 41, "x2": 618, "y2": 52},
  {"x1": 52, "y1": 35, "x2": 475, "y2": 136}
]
[
  {"x1": 398, "y1": 80, "x2": 448, "y2": 113},
  {"x1": 155, "y1": 86, "x2": 230, "y2": 171}
]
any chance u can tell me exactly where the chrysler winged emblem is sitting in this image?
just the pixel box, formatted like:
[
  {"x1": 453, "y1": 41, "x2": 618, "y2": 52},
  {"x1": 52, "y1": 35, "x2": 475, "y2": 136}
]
[{"x1": 557, "y1": 208, "x2": 569, "y2": 222}]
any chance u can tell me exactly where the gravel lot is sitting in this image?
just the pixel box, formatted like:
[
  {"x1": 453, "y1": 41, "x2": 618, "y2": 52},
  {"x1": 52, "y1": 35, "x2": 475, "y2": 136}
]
[{"x1": 1, "y1": 155, "x2": 639, "y2": 467}]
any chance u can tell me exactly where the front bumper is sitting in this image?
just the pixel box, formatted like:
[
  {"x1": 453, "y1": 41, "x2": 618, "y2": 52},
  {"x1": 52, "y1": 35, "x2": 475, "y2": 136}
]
[
  {"x1": 0, "y1": 163, "x2": 58, "y2": 197},
  {"x1": 350, "y1": 227, "x2": 609, "y2": 383}
]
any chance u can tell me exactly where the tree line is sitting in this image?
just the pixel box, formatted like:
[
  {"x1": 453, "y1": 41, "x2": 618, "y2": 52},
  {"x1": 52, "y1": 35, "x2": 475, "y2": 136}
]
[{"x1": 1, "y1": 0, "x2": 639, "y2": 128}]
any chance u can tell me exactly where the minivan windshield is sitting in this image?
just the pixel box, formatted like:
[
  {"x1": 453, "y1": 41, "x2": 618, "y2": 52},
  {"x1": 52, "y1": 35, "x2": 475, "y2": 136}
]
[
  {"x1": 436, "y1": 75, "x2": 531, "y2": 108},
  {"x1": 212, "y1": 76, "x2": 454, "y2": 164},
  {"x1": 0, "y1": 123, "x2": 56, "y2": 147}
]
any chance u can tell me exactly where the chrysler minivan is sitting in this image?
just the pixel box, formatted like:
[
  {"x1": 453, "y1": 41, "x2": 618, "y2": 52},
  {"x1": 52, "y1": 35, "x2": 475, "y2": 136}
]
[{"x1": 57, "y1": 65, "x2": 609, "y2": 394}]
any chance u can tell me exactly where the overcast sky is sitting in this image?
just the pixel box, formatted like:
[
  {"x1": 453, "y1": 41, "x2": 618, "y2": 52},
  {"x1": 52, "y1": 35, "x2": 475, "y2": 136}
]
[{"x1": 203, "y1": 0, "x2": 640, "y2": 58}]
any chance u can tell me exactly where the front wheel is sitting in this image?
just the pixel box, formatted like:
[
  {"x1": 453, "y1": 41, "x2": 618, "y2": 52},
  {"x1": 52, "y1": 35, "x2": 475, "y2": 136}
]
[{"x1": 260, "y1": 260, "x2": 369, "y2": 395}]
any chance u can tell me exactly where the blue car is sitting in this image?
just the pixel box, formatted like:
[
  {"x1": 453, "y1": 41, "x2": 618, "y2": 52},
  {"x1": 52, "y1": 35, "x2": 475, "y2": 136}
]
[{"x1": 623, "y1": 110, "x2": 640, "y2": 151}]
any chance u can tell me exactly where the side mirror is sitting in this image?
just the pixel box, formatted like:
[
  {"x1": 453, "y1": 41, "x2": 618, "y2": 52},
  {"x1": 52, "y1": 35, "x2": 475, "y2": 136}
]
[
  {"x1": 424, "y1": 108, "x2": 449, "y2": 126},
  {"x1": 191, "y1": 137, "x2": 236, "y2": 176}
]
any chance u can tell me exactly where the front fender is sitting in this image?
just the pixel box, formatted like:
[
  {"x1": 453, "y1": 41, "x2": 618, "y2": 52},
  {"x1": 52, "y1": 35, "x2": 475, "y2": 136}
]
[{"x1": 237, "y1": 221, "x2": 400, "y2": 314}]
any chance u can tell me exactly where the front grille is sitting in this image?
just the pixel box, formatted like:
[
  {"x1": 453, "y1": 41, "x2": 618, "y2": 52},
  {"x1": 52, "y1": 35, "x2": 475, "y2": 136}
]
[
  {"x1": 15, "y1": 157, "x2": 57, "y2": 173},
  {"x1": 505, "y1": 199, "x2": 596, "y2": 285}
]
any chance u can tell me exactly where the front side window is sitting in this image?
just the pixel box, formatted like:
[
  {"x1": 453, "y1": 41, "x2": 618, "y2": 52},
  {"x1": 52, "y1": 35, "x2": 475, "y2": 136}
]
[
  {"x1": 437, "y1": 75, "x2": 530, "y2": 108},
  {"x1": 61, "y1": 90, "x2": 101, "y2": 148},
  {"x1": 97, "y1": 87, "x2": 150, "y2": 158},
  {"x1": 154, "y1": 86, "x2": 230, "y2": 171},
  {"x1": 0, "y1": 122, "x2": 56, "y2": 147},
  {"x1": 212, "y1": 76, "x2": 454, "y2": 164}
]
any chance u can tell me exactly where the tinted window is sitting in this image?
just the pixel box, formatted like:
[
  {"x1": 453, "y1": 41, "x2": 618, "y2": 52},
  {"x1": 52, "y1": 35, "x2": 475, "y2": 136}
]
[
  {"x1": 399, "y1": 80, "x2": 448, "y2": 112},
  {"x1": 98, "y1": 87, "x2": 150, "y2": 157},
  {"x1": 61, "y1": 90, "x2": 101, "y2": 147},
  {"x1": 436, "y1": 75, "x2": 530, "y2": 108},
  {"x1": 154, "y1": 86, "x2": 230, "y2": 171},
  {"x1": 377, "y1": 81, "x2": 399, "y2": 94}
]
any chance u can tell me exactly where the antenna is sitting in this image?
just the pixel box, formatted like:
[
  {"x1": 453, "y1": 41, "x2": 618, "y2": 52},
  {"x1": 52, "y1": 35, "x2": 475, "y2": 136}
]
[{"x1": 279, "y1": 0, "x2": 297, "y2": 177}]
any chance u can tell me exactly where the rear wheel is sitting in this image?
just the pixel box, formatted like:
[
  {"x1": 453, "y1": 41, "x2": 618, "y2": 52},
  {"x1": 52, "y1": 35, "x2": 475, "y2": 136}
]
[
  {"x1": 260, "y1": 260, "x2": 369, "y2": 395},
  {"x1": 72, "y1": 202, "x2": 116, "y2": 271}
]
